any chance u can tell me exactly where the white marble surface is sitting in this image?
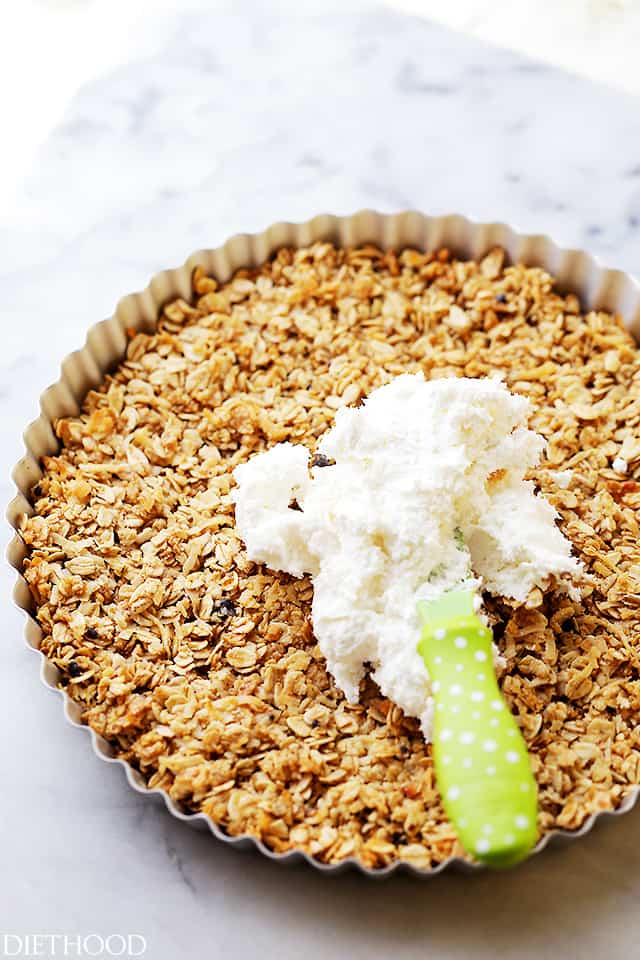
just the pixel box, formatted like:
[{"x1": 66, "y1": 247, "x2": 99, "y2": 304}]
[
  {"x1": 5, "y1": 0, "x2": 639, "y2": 212},
  {"x1": 391, "y1": 0, "x2": 640, "y2": 96},
  {"x1": 4, "y1": 2, "x2": 640, "y2": 957}
]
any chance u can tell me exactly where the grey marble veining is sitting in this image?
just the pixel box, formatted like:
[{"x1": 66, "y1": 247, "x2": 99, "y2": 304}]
[{"x1": 3, "y1": 2, "x2": 640, "y2": 958}]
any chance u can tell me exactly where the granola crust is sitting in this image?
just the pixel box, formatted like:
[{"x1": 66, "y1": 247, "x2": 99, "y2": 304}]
[{"x1": 21, "y1": 243, "x2": 640, "y2": 870}]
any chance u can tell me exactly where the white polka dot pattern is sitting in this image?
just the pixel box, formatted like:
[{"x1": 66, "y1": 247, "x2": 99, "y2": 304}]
[{"x1": 417, "y1": 609, "x2": 538, "y2": 866}]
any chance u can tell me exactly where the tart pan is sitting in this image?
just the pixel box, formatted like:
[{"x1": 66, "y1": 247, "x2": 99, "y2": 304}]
[{"x1": 8, "y1": 210, "x2": 640, "y2": 876}]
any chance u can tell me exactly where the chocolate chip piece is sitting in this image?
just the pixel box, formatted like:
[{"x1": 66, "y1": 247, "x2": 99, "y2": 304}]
[
  {"x1": 288, "y1": 498, "x2": 303, "y2": 512},
  {"x1": 495, "y1": 293, "x2": 507, "y2": 303},
  {"x1": 310, "y1": 719, "x2": 319, "y2": 729},
  {"x1": 86, "y1": 627, "x2": 99, "y2": 640},
  {"x1": 33, "y1": 484, "x2": 43, "y2": 498},
  {"x1": 68, "y1": 662, "x2": 83, "y2": 678},
  {"x1": 312, "y1": 454, "x2": 333, "y2": 468},
  {"x1": 213, "y1": 599, "x2": 236, "y2": 619}
]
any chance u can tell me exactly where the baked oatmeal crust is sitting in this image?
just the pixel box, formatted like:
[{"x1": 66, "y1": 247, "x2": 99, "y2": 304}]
[{"x1": 21, "y1": 243, "x2": 640, "y2": 869}]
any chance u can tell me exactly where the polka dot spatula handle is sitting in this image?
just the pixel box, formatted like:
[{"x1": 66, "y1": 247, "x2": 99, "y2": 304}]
[{"x1": 417, "y1": 589, "x2": 538, "y2": 867}]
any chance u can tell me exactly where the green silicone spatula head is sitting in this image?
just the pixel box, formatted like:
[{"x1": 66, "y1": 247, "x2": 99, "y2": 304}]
[{"x1": 417, "y1": 589, "x2": 538, "y2": 867}]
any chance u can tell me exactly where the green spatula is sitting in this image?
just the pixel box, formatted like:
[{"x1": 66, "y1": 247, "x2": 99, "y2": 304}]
[{"x1": 417, "y1": 589, "x2": 538, "y2": 867}]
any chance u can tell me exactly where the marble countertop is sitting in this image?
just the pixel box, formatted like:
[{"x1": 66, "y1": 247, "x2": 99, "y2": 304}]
[
  {"x1": 390, "y1": 0, "x2": 640, "y2": 96},
  {"x1": 3, "y1": 2, "x2": 640, "y2": 957},
  {"x1": 5, "y1": 0, "x2": 639, "y2": 212}
]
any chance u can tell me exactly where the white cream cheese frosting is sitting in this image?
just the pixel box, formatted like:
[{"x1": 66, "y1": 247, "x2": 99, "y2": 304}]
[{"x1": 232, "y1": 374, "x2": 583, "y2": 737}]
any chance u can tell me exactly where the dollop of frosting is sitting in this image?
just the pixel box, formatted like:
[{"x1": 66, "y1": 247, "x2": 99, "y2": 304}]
[{"x1": 232, "y1": 374, "x2": 583, "y2": 737}]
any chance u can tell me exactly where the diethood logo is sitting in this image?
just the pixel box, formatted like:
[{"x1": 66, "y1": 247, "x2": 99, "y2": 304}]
[{"x1": 1, "y1": 935, "x2": 147, "y2": 957}]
